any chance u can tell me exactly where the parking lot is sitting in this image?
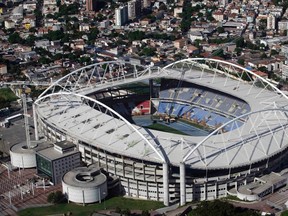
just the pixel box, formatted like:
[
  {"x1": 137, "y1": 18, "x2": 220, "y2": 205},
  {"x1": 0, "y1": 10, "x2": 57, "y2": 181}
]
[{"x1": 0, "y1": 114, "x2": 35, "y2": 155}]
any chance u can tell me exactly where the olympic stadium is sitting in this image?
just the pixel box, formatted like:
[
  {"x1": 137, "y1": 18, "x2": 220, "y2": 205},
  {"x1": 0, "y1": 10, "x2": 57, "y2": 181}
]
[{"x1": 32, "y1": 58, "x2": 288, "y2": 206}]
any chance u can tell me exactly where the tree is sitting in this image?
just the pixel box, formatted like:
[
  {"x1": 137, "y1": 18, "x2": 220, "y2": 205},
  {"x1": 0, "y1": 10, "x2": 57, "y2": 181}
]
[
  {"x1": 8, "y1": 32, "x2": 23, "y2": 44},
  {"x1": 140, "y1": 47, "x2": 156, "y2": 56},
  {"x1": 217, "y1": 26, "x2": 225, "y2": 34},
  {"x1": 258, "y1": 66, "x2": 268, "y2": 73},
  {"x1": 260, "y1": 52, "x2": 267, "y2": 59},
  {"x1": 128, "y1": 31, "x2": 145, "y2": 41},
  {"x1": 237, "y1": 58, "x2": 245, "y2": 66},
  {"x1": 236, "y1": 37, "x2": 245, "y2": 48},
  {"x1": 258, "y1": 19, "x2": 267, "y2": 31},
  {"x1": 121, "y1": 208, "x2": 131, "y2": 216},
  {"x1": 193, "y1": 200, "x2": 260, "y2": 216},
  {"x1": 270, "y1": 49, "x2": 279, "y2": 56},
  {"x1": 235, "y1": 47, "x2": 242, "y2": 56},
  {"x1": 141, "y1": 210, "x2": 150, "y2": 216},
  {"x1": 47, "y1": 191, "x2": 65, "y2": 204}
]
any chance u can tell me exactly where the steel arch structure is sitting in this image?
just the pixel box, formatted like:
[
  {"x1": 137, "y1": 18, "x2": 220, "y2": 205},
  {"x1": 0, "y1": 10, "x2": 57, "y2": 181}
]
[
  {"x1": 39, "y1": 58, "x2": 288, "y2": 112},
  {"x1": 38, "y1": 61, "x2": 160, "y2": 98},
  {"x1": 34, "y1": 58, "x2": 288, "y2": 206},
  {"x1": 182, "y1": 108, "x2": 288, "y2": 167},
  {"x1": 34, "y1": 92, "x2": 167, "y2": 163}
]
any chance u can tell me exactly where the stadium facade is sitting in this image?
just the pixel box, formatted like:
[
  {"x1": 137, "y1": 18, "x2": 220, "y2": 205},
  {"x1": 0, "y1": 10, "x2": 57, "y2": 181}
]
[{"x1": 33, "y1": 58, "x2": 288, "y2": 206}]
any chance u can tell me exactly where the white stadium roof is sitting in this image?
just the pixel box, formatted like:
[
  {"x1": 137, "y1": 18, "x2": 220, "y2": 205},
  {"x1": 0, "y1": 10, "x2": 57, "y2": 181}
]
[{"x1": 35, "y1": 58, "x2": 288, "y2": 169}]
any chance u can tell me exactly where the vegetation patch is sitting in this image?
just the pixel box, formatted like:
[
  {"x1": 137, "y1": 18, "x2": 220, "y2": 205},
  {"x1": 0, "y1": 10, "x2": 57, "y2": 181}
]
[
  {"x1": 18, "y1": 196, "x2": 164, "y2": 216},
  {"x1": 0, "y1": 88, "x2": 18, "y2": 109},
  {"x1": 188, "y1": 200, "x2": 260, "y2": 216}
]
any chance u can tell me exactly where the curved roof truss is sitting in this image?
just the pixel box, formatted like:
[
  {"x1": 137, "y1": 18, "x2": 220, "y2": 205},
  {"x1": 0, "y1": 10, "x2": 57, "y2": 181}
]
[
  {"x1": 182, "y1": 108, "x2": 288, "y2": 168},
  {"x1": 35, "y1": 92, "x2": 167, "y2": 163}
]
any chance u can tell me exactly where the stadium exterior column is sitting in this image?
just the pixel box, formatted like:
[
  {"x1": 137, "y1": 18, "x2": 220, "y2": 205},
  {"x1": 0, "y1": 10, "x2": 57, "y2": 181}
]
[
  {"x1": 163, "y1": 162, "x2": 169, "y2": 206},
  {"x1": 180, "y1": 162, "x2": 186, "y2": 206},
  {"x1": 132, "y1": 162, "x2": 135, "y2": 179},
  {"x1": 105, "y1": 152, "x2": 108, "y2": 171},
  {"x1": 127, "y1": 178, "x2": 130, "y2": 196},
  {"x1": 33, "y1": 104, "x2": 39, "y2": 140},
  {"x1": 136, "y1": 180, "x2": 139, "y2": 198},
  {"x1": 215, "y1": 181, "x2": 218, "y2": 199},
  {"x1": 114, "y1": 158, "x2": 117, "y2": 175},
  {"x1": 143, "y1": 164, "x2": 146, "y2": 181},
  {"x1": 156, "y1": 182, "x2": 159, "y2": 201},
  {"x1": 122, "y1": 157, "x2": 125, "y2": 177}
]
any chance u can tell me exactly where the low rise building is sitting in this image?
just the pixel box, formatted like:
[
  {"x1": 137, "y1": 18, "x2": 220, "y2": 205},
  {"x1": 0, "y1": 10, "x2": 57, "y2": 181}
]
[{"x1": 36, "y1": 141, "x2": 81, "y2": 184}]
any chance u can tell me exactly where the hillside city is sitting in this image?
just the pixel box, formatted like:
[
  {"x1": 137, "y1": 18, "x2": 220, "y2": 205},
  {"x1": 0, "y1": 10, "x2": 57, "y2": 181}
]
[{"x1": 0, "y1": 0, "x2": 288, "y2": 91}]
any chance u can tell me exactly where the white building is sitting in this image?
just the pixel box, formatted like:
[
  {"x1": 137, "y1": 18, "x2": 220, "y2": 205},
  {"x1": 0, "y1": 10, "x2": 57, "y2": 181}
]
[
  {"x1": 0, "y1": 64, "x2": 7, "y2": 75},
  {"x1": 128, "y1": 0, "x2": 141, "y2": 19},
  {"x1": 267, "y1": 14, "x2": 276, "y2": 30},
  {"x1": 279, "y1": 20, "x2": 288, "y2": 32},
  {"x1": 142, "y1": 0, "x2": 151, "y2": 8},
  {"x1": 115, "y1": 6, "x2": 128, "y2": 26}
]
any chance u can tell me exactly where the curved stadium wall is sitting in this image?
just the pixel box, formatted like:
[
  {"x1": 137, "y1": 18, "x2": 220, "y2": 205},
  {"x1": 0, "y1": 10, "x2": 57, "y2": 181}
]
[{"x1": 33, "y1": 58, "x2": 288, "y2": 205}]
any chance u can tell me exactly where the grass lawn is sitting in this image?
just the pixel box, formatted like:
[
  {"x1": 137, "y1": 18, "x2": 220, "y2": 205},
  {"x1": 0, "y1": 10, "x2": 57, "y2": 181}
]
[
  {"x1": 0, "y1": 88, "x2": 18, "y2": 109},
  {"x1": 18, "y1": 196, "x2": 164, "y2": 216},
  {"x1": 145, "y1": 123, "x2": 188, "y2": 135},
  {"x1": 281, "y1": 210, "x2": 288, "y2": 216},
  {"x1": 0, "y1": 88, "x2": 18, "y2": 100}
]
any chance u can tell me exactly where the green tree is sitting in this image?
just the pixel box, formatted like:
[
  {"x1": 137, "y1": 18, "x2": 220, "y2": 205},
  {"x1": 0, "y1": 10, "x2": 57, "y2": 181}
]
[
  {"x1": 259, "y1": 19, "x2": 267, "y2": 31},
  {"x1": 191, "y1": 200, "x2": 260, "y2": 216},
  {"x1": 141, "y1": 210, "x2": 150, "y2": 216},
  {"x1": 47, "y1": 191, "x2": 65, "y2": 204},
  {"x1": 8, "y1": 32, "x2": 23, "y2": 44},
  {"x1": 236, "y1": 37, "x2": 245, "y2": 48},
  {"x1": 121, "y1": 208, "x2": 131, "y2": 216},
  {"x1": 127, "y1": 30, "x2": 145, "y2": 41},
  {"x1": 140, "y1": 47, "x2": 156, "y2": 56},
  {"x1": 237, "y1": 58, "x2": 245, "y2": 66},
  {"x1": 47, "y1": 192, "x2": 55, "y2": 203},
  {"x1": 217, "y1": 26, "x2": 225, "y2": 34},
  {"x1": 270, "y1": 49, "x2": 279, "y2": 56}
]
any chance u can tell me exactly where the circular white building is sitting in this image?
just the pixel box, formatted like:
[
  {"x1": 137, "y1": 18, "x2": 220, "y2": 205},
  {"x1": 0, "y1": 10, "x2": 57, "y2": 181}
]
[
  {"x1": 62, "y1": 166, "x2": 107, "y2": 204},
  {"x1": 33, "y1": 58, "x2": 288, "y2": 206},
  {"x1": 10, "y1": 141, "x2": 42, "y2": 168}
]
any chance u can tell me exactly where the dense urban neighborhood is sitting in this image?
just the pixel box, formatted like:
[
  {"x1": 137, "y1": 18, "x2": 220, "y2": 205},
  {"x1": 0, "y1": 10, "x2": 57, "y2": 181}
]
[{"x1": 1, "y1": 0, "x2": 288, "y2": 88}]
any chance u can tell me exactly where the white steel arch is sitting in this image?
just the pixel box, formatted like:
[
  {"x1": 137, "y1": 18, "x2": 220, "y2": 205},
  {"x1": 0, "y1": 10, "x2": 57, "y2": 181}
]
[
  {"x1": 34, "y1": 92, "x2": 167, "y2": 163},
  {"x1": 38, "y1": 61, "x2": 159, "y2": 98},
  {"x1": 182, "y1": 108, "x2": 288, "y2": 167},
  {"x1": 34, "y1": 58, "x2": 288, "y2": 169},
  {"x1": 38, "y1": 58, "x2": 288, "y2": 108},
  {"x1": 161, "y1": 58, "x2": 288, "y2": 100}
]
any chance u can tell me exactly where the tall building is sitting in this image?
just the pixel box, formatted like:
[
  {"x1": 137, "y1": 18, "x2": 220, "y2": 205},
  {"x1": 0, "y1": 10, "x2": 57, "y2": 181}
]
[
  {"x1": 115, "y1": 6, "x2": 128, "y2": 26},
  {"x1": 142, "y1": 0, "x2": 151, "y2": 8},
  {"x1": 267, "y1": 14, "x2": 276, "y2": 30},
  {"x1": 128, "y1": 0, "x2": 141, "y2": 20},
  {"x1": 86, "y1": 0, "x2": 97, "y2": 11},
  {"x1": 220, "y1": 0, "x2": 228, "y2": 6}
]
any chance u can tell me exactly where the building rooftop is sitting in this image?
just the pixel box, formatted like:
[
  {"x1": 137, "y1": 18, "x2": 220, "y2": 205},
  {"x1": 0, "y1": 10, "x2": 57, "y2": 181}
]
[
  {"x1": 62, "y1": 166, "x2": 107, "y2": 188},
  {"x1": 37, "y1": 142, "x2": 79, "y2": 161}
]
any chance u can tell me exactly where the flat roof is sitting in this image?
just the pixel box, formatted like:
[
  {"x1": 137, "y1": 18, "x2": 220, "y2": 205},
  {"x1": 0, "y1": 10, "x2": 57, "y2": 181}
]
[
  {"x1": 37, "y1": 144, "x2": 79, "y2": 161},
  {"x1": 62, "y1": 166, "x2": 107, "y2": 188},
  {"x1": 54, "y1": 140, "x2": 75, "y2": 150}
]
